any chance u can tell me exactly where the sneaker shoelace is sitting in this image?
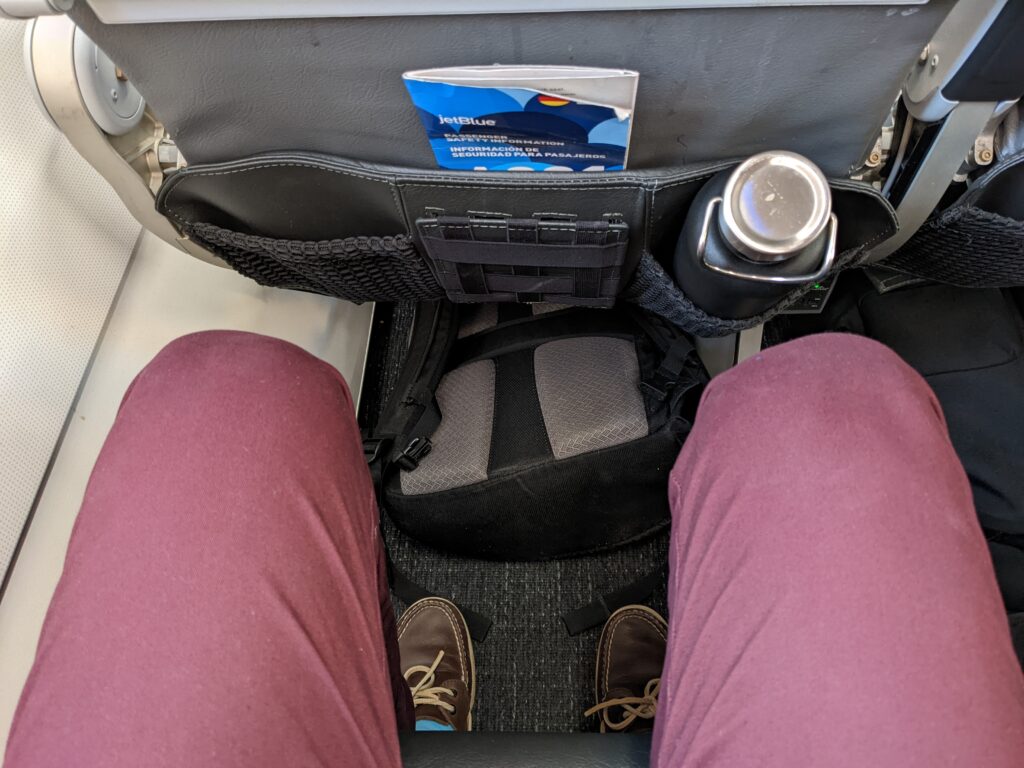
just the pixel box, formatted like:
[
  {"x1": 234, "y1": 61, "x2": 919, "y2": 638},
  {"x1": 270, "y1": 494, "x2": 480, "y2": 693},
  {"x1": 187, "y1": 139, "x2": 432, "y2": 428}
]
[
  {"x1": 404, "y1": 650, "x2": 457, "y2": 715},
  {"x1": 584, "y1": 677, "x2": 661, "y2": 732}
]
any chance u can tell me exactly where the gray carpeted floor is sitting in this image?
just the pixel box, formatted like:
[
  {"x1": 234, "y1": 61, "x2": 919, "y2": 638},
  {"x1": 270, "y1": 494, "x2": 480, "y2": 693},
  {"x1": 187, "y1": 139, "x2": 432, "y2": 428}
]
[{"x1": 386, "y1": 516, "x2": 669, "y2": 732}]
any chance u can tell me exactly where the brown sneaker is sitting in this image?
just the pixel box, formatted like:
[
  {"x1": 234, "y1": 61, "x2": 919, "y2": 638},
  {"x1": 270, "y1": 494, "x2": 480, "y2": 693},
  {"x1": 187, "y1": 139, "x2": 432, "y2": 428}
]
[
  {"x1": 397, "y1": 597, "x2": 476, "y2": 731},
  {"x1": 584, "y1": 604, "x2": 667, "y2": 733}
]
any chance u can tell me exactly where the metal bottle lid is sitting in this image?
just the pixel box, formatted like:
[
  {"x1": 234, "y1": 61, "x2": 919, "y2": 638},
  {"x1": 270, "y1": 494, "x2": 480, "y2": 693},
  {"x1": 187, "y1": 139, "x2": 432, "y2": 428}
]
[{"x1": 718, "y1": 151, "x2": 832, "y2": 264}]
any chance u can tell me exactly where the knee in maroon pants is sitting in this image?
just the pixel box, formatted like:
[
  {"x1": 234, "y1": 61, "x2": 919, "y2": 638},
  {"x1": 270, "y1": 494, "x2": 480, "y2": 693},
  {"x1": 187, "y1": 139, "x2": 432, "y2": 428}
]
[
  {"x1": 655, "y1": 333, "x2": 1024, "y2": 767},
  {"x1": 6, "y1": 331, "x2": 408, "y2": 768},
  {"x1": 669, "y1": 333, "x2": 973, "y2": 545},
  {"x1": 129, "y1": 329, "x2": 358, "y2": 428},
  {"x1": 673, "y1": 333, "x2": 946, "y2": 490},
  {"x1": 98, "y1": 330, "x2": 376, "y2": 574}
]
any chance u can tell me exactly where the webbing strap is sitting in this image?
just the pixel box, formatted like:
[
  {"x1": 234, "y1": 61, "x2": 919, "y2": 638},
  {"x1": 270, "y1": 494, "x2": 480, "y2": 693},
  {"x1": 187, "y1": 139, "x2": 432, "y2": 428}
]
[
  {"x1": 560, "y1": 566, "x2": 668, "y2": 636},
  {"x1": 450, "y1": 308, "x2": 635, "y2": 368},
  {"x1": 387, "y1": 555, "x2": 493, "y2": 643},
  {"x1": 642, "y1": 335, "x2": 700, "y2": 402}
]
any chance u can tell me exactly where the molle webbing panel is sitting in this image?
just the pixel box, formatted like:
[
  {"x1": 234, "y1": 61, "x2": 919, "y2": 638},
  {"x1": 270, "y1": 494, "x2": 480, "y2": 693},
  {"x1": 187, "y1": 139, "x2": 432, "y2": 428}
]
[{"x1": 416, "y1": 215, "x2": 628, "y2": 307}]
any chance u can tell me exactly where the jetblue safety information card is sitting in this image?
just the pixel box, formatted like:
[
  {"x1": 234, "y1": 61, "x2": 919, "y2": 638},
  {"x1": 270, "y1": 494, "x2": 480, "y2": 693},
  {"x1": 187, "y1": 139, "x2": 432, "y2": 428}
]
[{"x1": 403, "y1": 65, "x2": 638, "y2": 171}]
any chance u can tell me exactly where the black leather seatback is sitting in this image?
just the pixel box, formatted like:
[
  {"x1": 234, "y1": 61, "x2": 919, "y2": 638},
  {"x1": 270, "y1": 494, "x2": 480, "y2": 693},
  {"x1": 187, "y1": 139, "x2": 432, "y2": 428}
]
[{"x1": 156, "y1": 153, "x2": 897, "y2": 277}]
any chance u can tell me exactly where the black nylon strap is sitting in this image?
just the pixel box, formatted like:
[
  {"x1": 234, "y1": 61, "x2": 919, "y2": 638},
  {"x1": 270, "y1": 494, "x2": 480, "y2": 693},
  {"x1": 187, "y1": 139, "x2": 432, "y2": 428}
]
[
  {"x1": 455, "y1": 263, "x2": 488, "y2": 296},
  {"x1": 387, "y1": 556, "x2": 493, "y2": 642},
  {"x1": 560, "y1": 566, "x2": 667, "y2": 636},
  {"x1": 642, "y1": 335, "x2": 700, "y2": 402},
  {"x1": 574, "y1": 266, "x2": 601, "y2": 299},
  {"x1": 371, "y1": 302, "x2": 459, "y2": 474},
  {"x1": 488, "y1": 348, "x2": 553, "y2": 473},
  {"x1": 450, "y1": 308, "x2": 636, "y2": 368},
  {"x1": 497, "y1": 303, "x2": 532, "y2": 324},
  {"x1": 378, "y1": 478, "x2": 492, "y2": 642}
]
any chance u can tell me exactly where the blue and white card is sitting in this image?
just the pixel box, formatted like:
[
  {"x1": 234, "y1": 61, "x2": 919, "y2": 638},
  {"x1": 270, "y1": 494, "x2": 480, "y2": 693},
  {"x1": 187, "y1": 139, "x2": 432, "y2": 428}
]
[{"x1": 403, "y1": 65, "x2": 638, "y2": 172}]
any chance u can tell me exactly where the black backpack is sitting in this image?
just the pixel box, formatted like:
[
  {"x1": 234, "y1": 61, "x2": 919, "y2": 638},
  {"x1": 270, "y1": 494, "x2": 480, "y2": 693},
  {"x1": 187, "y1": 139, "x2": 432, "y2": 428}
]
[{"x1": 367, "y1": 301, "x2": 707, "y2": 562}]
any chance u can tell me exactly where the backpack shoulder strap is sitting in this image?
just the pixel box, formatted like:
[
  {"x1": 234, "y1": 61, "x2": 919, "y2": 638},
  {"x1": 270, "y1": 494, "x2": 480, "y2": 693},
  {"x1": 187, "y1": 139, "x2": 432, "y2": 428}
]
[
  {"x1": 366, "y1": 300, "x2": 460, "y2": 477},
  {"x1": 448, "y1": 307, "x2": 636, "y2": 368},
  {"x1": 628, "y1": 307, "x2": 708, "y2": 403}
]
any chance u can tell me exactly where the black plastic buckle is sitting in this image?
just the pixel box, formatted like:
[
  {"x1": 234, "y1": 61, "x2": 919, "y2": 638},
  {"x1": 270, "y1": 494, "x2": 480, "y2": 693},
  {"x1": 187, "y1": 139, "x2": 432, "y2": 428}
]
[
  {"x1": 644, "y1": 361, "x2": 705, "y2": 404},
  {"x1": 395, "y1": 437, "x2": 432, "y2": 471}
]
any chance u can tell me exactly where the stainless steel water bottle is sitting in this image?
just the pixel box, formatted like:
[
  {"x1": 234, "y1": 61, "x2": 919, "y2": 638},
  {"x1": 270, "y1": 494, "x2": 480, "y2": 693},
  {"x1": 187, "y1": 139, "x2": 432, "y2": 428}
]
[{"x1": 673, "y1": 150, "x2": 837, "y2": 319}]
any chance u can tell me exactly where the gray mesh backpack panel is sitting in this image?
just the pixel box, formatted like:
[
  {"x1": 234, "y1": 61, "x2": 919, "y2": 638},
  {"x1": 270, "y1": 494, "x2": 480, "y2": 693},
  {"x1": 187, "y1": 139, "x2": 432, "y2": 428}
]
[
  {"x1": 400, "y1": 360, "x2": 495, "y2": 496},
  {"x1": 534, "y1": 338, "x2": 647, "y2": 460}
]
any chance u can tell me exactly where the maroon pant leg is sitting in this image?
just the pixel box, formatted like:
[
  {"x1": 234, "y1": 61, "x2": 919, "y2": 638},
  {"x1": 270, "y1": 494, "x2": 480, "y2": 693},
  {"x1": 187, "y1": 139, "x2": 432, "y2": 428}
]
[
  {"x1": 5, "y1": 332, "x2": 412, "y2": 768},
  {"x1": 652, "y1": 333, "x2": 1024, "y2": 767}
]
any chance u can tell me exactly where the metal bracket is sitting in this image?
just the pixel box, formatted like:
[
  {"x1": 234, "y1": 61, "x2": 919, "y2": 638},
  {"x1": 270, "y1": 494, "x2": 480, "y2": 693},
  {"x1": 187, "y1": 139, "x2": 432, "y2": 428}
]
[
  {"x1": 24, "y1": 15, "x2": 223, "y2": 267},
  {"x1": 850, "y1": 96, "x2": 899, "y2": 188},
  {"x1": 956, "y1": 99, "x2": 1018, "y2": 180},
  {"x1": 866, "y1": 101, "x2": 998, "y2": 262},
  {"x1": 903, "y1": 0, "x2": 1007, "y2": 123},
  {"x1": 735, "y1": 326, "x2": 764, "y2": 364},
  {"x1": 694, "y1": 327, "x2": 764, "y2": 375}
]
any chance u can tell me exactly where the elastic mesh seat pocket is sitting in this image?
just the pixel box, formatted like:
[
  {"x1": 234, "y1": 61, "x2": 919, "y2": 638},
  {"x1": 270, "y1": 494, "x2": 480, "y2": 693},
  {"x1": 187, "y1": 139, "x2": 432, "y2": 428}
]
[
  {"x1": 183, "y1": 221, "x2": 444, "y2": 302},
  {"x1": 886, "y1": 206, "x2": 1024, "y2": 288}
]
